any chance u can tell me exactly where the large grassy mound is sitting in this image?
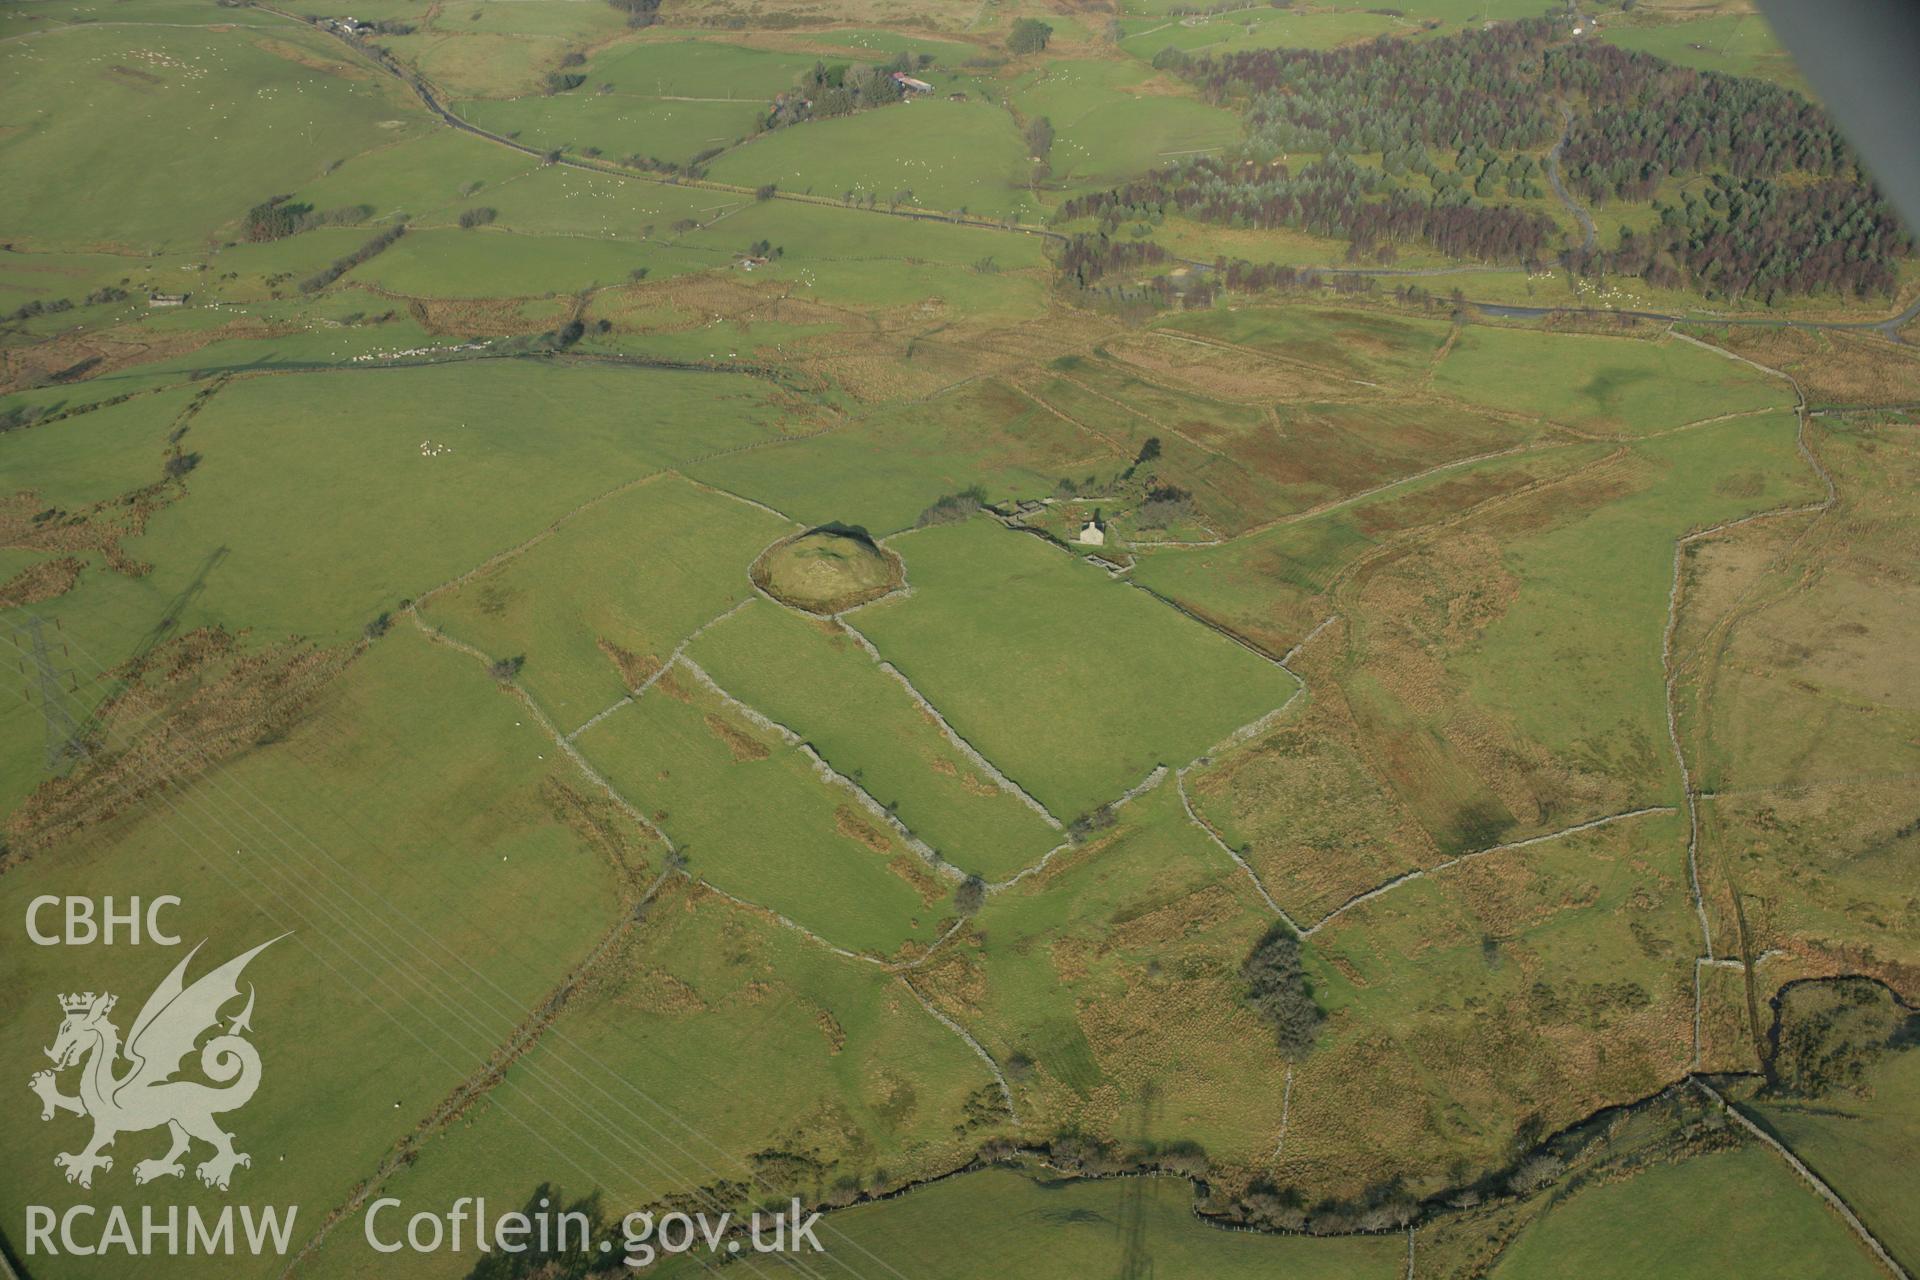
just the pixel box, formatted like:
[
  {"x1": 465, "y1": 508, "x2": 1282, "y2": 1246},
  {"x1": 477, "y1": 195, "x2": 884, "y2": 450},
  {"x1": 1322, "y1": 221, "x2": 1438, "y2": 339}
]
[{"x1": 753, "y1": 528, "x2": 904, "y2": 614}]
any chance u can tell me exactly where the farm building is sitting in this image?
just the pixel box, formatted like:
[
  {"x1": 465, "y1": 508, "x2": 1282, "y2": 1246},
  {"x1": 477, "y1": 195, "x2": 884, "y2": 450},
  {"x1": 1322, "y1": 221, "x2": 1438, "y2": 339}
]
[
  {"x1": 147, "y1": 292, "x2": 189, "y2": 307},
  {"x1": 1075, "y1": 519, "x2": 1106, "y2": 547},
  {"x1": 891, "y1": 72, "x2": 934, "y2": 95}
]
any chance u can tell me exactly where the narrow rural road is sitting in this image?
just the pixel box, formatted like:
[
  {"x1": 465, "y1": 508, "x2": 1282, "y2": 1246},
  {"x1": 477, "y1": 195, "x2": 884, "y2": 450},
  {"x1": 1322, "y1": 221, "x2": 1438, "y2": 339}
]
[
  {"x1": 250, "y1": 3, "x2": 1920, "y2": 345},
  {"x1": 1546, "y1": 102, "x2": 1598, "y2": 256},
  {"x1": 255, "y1": 4, "x2": 1068, "y2": 245}
]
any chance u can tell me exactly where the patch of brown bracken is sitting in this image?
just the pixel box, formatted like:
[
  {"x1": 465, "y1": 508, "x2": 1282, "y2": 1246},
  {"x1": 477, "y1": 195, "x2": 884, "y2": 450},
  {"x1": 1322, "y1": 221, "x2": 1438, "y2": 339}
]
[
  {"x1": 597, "y1": 637, "x2": 660, "y2": 691},
  {"x1": 4, "y1": 628, "x2": 353, "y2": 867},
  {"x1": 0, "y1": 556, "x2": 84, "y2": 608},
  {"x1": 705, "y1": 712, "x2": 770, "y2": 762},
  {"x1": 834, "y1": 805, "x2": 891, "y2": 854}
]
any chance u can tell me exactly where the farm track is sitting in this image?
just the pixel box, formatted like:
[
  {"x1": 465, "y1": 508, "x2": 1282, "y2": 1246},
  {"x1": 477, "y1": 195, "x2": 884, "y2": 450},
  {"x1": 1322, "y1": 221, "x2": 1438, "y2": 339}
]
[{"x1": 254, "y1": 4, "x2": 1071, "y2": 245}]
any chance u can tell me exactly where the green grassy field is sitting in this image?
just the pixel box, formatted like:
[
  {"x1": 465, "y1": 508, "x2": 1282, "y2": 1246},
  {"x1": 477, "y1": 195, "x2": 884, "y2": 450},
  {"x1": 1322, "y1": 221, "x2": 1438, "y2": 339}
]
[
  {"x1": 1119, "y1": 7, "x2": 1403, "y2": 58},
  {"x1": 0, "y1": 22, "x2": 426, "y2": 249},
  {"x1": 1011, "y1": 59, "x2": 1242, "y2": 195},
  {"x1": 0, "y1": 629, "x2": 629, "y2": 1280},
  {"x1": 705, "y1": 98, "x2": 1039, "y2": 219},
  {"x1": 297, "y1": 872, "x2": 993, "y2": 1280},
  {"x1": 421, "y1": 473, "x2": 791, "y2": 727},
  {"x1": 460, "y1": 94, "x2": 767, "y2": 172},
  {"x1": 287, "y1": 128, "x2": 544, "y2": 225},
  {"x1": 854, "y1": 518, "x2": 1289, "y2": 819},
  {"x1": 689, "y1": 600, "x2": 1060, "y2": 878},
  {"x1": 789, "y1": 27, "x2": 982, "y2": 64},
  {"x1": 1461, "y1": 413, "x2": 1821, "y2": 808},
  {"x1": 0, "y1": 248, "x2": 184, "y2": 315},
  {"x1": 1, "y1": 383, "x2": 201, "y2": 509},
  {"x1": 575, "y1": 663, "x2": 945, "y2": 956},
  {"x1": 1685, "y1": 419, "x2": 1920, "y2": 797},
  {"x1": 429, "y1": 0, "x2": 627, "y2": 41},
  {"x1": 689, "y1": 378, "x2": 1100, "y2": 536},
  {"x1": 1, "y1": 353, "x2": 792, "y2": 696},
  {"x1": 1432, "y1": 327, "x2": 1795, "y2": 435},
  {"x1": 1600, "y1": 15, "x2": 1809, "y2": 91},
  {"x1": 354, "y1": 227, "x2": 709, "y2": 295},
  {"x1": 585, "y1": 34, "x2": 814, "y2": 99},
  {"x1": 1492, "y1": 1144, "x2": 1885, "y2": 1279},
  {"x1": 111, "y1": 361, "x2": 790, "y2": 644},
  {"x1": 1, "y1": 6, "x2": 1908, "y2": 1276},
  {"x1": 394, "y1": 29, "x2": 566, "y2": 99},
  {"x1": 1746, "y1": 1025, "x2": 1920, "y2": 1270},
  {"x1": 1679, "y1": 416, "x2": 1920, "y2": 988}
]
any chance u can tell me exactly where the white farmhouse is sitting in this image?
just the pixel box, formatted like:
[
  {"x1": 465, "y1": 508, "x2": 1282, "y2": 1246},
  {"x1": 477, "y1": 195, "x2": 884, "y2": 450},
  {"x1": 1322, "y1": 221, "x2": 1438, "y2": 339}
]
[{"x1": 1076, "y1": 519, "x2": 1106, "y2": 547}]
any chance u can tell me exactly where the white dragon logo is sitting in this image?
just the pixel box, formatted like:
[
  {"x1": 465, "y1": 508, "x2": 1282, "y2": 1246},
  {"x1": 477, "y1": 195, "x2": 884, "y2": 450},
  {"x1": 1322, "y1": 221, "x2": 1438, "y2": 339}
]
[{"x1": 29, "y1": 936, "x2": 283, "y2": 1191}]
